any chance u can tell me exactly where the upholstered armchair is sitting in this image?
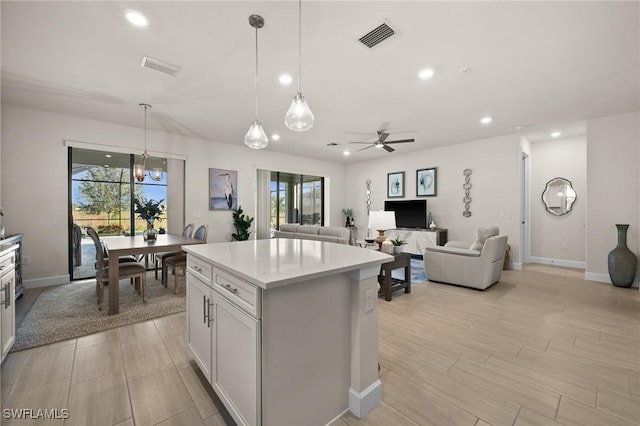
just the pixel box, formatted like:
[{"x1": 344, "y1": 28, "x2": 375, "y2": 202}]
[{"x1": 424, "y1": 227, "x2": 508, "y2": 290}]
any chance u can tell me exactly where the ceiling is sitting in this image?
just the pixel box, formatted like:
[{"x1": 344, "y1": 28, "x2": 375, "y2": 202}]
[{"x1": 2, "y1": 1, "x2": 638, "y2": 163}]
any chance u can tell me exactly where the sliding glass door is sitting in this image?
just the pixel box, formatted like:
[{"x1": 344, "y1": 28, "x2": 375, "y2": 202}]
[
  {"x1": 69, "y1": 147, "x2": 167, "y2": 280},
  {"x1": 270, "y1": 172, "x2": 324, "y2": 234}
]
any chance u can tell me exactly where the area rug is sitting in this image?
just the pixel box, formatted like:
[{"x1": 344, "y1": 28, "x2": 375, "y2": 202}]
[
  {"x1": 391, "y1": 257, "x2": 427, "y2": 283},
  {"x1": 12, "y1": 272, "x2": 186, "y2": 352}
]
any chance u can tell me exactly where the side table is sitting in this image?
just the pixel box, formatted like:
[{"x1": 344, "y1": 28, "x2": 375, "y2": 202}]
[{"x1": 378, "y1": 252, "x2": 411, "y2": 301}]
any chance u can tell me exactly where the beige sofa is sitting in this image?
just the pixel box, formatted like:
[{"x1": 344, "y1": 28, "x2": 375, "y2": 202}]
[
  {"x1": 423, "y1": 227, "x2": 508, "y2": 290},
  {"x1": 273, "y1": 224, "x2": 351, "y2": 244}
]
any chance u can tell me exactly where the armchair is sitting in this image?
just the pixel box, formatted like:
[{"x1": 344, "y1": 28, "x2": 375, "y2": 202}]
[{"x1": 423, "y1": 227, "x2": 508, "y2": 290}]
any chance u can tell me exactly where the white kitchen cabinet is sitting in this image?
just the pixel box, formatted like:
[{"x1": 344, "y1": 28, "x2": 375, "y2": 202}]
[
  {"x1": 0, "y1": 246, "x2": 17, "y2": 362},
  {"x1": 186, "y1": 273, "x2": 213, "y2": 381},
  {"x1": 212, "y1": 293, "x2": 260, "y2": 426}
]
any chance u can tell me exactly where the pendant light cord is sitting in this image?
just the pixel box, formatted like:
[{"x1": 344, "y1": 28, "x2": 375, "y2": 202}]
[
  {"x1": 298, "y1": 0, "x2": 302, "y2": 93},
  {"x1": 255, "y1": 26, "x2": 259, "y2": 118}
]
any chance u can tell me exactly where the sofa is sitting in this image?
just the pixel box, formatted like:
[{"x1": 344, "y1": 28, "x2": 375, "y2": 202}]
[
  {"x1": 423, "y1": 227, "x2": 508, "y2": 290},
  {"x1": 273, "y1": 224, "x2": 351, "y2": 244}
]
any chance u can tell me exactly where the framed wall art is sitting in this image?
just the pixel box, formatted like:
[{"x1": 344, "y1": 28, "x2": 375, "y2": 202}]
[
  {"x1": 417, "y1": 167, "x2": 437, "y2": 196},
  {"x1": 209, "y1": 168, "x2": 238, "y2": 210},
  {"x1": 387, "y1": 172, "x2": 405, "y2": 198}
]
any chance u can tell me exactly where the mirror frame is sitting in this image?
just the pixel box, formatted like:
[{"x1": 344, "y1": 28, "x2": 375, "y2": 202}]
[{"x1": 542, "y1": 177, "x2": 576, "y2": 216}]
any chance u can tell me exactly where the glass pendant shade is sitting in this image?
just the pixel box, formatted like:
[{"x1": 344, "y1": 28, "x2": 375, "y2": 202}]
[
  {"x1": 134, "y1": 162, "x2": 145, "y2": 182},
  {"x1": 151, "y1": 168, "x2": 163, "y2": 181},
  {"x1": 244, "y1": 118, "x2": 269, "y2": 149},
  {"x1": 285, "y1": 92, "x2": 314, "y2": 131}
]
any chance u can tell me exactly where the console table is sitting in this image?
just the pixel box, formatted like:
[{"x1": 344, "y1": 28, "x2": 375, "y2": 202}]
[
  {"x1": 386, "y1": 228, "x2": 447, "y2": 256},
  {"x1": 378, "y1": 252, "x2": 411, "y2": 301}
]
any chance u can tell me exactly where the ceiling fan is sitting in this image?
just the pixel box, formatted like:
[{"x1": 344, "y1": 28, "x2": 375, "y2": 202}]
[{"x1": 348, "y1": 125, "x2": 415, "y2": 153}]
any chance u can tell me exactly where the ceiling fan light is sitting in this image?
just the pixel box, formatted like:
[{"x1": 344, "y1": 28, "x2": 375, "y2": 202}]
[
  {"x1": 374, "y1": 142, "x2": 384, "y2": 148},
  {"x1": 151, "y1": 167, "x2": 163, "y2": 181},
  {"x1": 245, "y1": 119, "x2": 269, "y2": 149},
  {"x1": 285, "y1": 92, "x2": 314, "y2": 131}
]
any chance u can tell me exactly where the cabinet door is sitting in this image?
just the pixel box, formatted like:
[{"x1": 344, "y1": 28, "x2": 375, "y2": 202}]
[
  {"x1": 213, "y1": 294, "x2": 260, "y2": 426},
  {"x1": 186, "y1": 273, "x2": 212, "y2": 382},
  {"x1": 1, "y1": 269, "x2": 16, "y2": 362}
]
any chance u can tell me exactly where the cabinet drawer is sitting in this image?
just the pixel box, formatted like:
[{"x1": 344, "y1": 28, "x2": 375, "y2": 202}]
[
  {"x1": 187, "y1": 255, "x2": 212, "y2": 284},
  {"x1": 213, "y1": 268, "x2": 260, "y2": 319},
  {"x1": 0, "y1": 252, "x2": 15, "y2": 277}
]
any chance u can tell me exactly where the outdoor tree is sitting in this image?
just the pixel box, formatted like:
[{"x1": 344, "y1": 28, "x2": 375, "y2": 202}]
[{"x1": 78, "y1": 167, "x2": 141, "y2": 223}]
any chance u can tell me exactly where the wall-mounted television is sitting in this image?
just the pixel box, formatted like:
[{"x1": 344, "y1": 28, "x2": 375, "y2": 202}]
[{"x1": 384, "y1": 199, "x2": 427, "y2": 229}]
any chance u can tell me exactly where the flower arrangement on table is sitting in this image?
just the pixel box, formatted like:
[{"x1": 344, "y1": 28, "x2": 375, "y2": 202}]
[
  {"x1": 341, "y1": 208, "x2": 354, "y2": 227},
  {"x1": 134, "y1": 197, "x2": 165, "y2": 240}
]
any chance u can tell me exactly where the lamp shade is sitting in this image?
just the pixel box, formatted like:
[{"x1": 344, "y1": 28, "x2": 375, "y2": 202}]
[{"x1": 368, "y1": 211, "x2": 396, "y2": 231}]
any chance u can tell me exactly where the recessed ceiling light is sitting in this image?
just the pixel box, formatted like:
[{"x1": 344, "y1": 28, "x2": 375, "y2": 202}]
[
  {"x1": 418, "y1": 68, "x2": 435, "y2": 80},
  {"x1": 105, "y1": 154, "x2": 112, "y2": 158},
  {"x1": 271, "y1": 134, "x2": 281, "y2": 141},
  {"x1": 343, "y1": 151, "x2": 350, "y2": 156},
  {"x1": 480, "y1": 116, "x2": 493, "y2": 124},
  {"x1": 125, "y1": 10, "x2": 148, "y2": 27},
  {"x1": 551, "y1": 131, "x2": 561, "y2": 138},
  {"x1": 515, "y1": 126, "x2": 523, "y2": 130},
  {"x1": 278, "y1": 74, "x2": 293, "y2": 85}
]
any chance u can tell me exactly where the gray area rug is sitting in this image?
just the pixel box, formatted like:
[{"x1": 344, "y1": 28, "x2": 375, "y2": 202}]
[{"x1": 12, "y1": 272, "x2": 185, "y2": 352}]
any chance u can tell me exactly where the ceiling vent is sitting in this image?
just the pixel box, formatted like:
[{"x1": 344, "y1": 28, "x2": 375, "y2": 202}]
[
  {"x1": 358, "y1": 23, "x2": 395, "y2": 48},
  {"x1": 140, "y1": 56, "x2": 181, "y2": 76}
]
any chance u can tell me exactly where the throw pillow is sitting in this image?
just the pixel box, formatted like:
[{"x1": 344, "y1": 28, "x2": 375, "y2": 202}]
[{"x1": 469, "y1": 227, "x2": 499, "y2": 251}]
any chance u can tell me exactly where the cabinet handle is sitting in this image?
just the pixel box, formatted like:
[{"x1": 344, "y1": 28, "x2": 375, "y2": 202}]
[
  {"x1": 221, "y1": 283, "x2": 239, "y2": 295},
  {"x1": 4, "y1": 283, "x2": 9, "y2": 309},
  {"x1": 207, "y1": 299, "x2": 214, "y2": 328},
  {"x1": 203, "y1": 295, "x2": 208, "y2": 324},
  {"x1": 191, "y1": 265, "x2": 203, "y2": 273}
]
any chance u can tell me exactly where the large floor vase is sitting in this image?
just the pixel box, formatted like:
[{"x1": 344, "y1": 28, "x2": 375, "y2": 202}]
[{"x1": 607, "y1": 224, "x2": 637, "y2": 288}]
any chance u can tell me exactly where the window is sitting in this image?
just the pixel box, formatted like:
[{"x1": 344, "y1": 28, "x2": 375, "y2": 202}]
[
  {"x1": 270, "y1": 172, "x2": 324, "y2": 233},
  {"x1": 69, "y1": 147, "x2": 168, "y2": 280}
]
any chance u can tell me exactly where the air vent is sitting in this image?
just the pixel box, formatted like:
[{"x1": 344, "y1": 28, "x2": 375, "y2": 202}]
[
  {"x1": 358, "y1": 23, "x2": 395, "y2": 48},
  {"x1": 140, "y1": 56, "x2": 181, "y2": 76}
]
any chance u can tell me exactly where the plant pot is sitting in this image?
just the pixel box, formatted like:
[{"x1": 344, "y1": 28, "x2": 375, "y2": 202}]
[
  {"x1": 393, "y1": 245, "x2": 404, "y2": 254},
  {"x1": 607, "y1": 224, "x2": 637, "y2": 288}
]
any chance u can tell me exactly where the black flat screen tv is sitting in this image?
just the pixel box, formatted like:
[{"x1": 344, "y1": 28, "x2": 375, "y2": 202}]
[{"x1": 384, "y1": 199, "x2": 427, "y2": 229}]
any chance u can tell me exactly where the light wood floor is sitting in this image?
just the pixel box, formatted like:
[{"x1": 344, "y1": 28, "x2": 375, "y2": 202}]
[{"x1": 2, "y1": 265, "x2": 639, "y2": 425}]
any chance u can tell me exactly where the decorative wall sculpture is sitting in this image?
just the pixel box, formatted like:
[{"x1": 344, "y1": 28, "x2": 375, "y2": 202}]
[
  {"x1": 463, "y1": 169, "x2": 472, "y2": 217},
  {"x1": 365, "y1": 179, "x2": 371, "y2": 216}
]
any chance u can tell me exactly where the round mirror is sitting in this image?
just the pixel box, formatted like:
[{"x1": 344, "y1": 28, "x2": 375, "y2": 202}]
[{"x1": 542, "y1": 177, "x2": 576, "y2": 216}]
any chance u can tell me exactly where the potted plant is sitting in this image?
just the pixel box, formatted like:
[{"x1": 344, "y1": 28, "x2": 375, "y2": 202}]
[
  {"x1": 390, "y1": 237, "x2": 406, "y2": 254},
  {"x1": 341, "y1": 208, "x2": 354, "y2": 227},
  {"x1": 232, "y1": 205, "x2": 254, "y2": 241},
  {"x1": 134, "y1": 197, "x2": 165, "y2": 241}
]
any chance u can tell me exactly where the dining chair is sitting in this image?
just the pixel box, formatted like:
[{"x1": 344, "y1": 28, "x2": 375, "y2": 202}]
[
  {"x1": 164, "y1": 224, "x2": 208, "y2": 293},
  {"x1": 155, "y1": 223, "x2": 195, "y2": 281},
  {"x1": 86, "y1": 227, "x2": 147, "y2": 310}
]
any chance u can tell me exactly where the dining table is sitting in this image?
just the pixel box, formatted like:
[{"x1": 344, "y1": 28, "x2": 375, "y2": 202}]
[{"x1": 104, "y1": 234, "x2": 206, "y2": 315}]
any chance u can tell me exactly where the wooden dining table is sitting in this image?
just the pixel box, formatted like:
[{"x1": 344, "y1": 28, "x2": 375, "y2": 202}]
[{"x1": 104, "y1": 234, "x2": 206, "y2": 315}]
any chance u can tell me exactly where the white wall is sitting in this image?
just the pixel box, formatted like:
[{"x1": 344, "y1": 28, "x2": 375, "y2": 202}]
[
  {"x1": 530, "y1": 136, "x2": 586, "y2": 266},
  {"x1": 0, "y1": 105, "x2": 346, "y2": 284},
  {"x1": 345, "y1": 134, "x2": 523, "y2": 266},
  {"x1": 586, "y1": 111, "x2": 640, "y2": 285}
]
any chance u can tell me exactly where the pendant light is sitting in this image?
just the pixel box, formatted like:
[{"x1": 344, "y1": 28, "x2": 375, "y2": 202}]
[
  {"x1": 244, "y1": 14, "x2": 268, "y2": 149},
  {"x1": 284, "y1": 0, "x2": 314, "y2": 131},
  {"x1": 134, "y1": 103, "x2": 163, "y2": 182}
]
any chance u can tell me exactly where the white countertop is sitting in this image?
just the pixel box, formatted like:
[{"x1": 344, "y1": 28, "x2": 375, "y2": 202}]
[{"x1": 183, "y1": 238, "x2": 393, "y2": 289}]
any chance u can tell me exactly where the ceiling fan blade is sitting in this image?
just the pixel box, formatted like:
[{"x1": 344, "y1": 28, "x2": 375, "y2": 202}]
[
  {"x1": 357, "y1": 145, "x2": 374, "y2": 152},
  {"x1": 349, "y1": 141, "x2": 375, "y2": 144},
  {"x1": 378, "y1": 122, "x2": 392, "y2": 132},
  {"x1": 383, "y1": 145, "x2": 395, "y2": 153},
  {"x1": 377, "y1": 132, "x2": 390, "y2": 143},
  {"x1": 385, "y1": 138, "x2": 415, "y2": 144}
]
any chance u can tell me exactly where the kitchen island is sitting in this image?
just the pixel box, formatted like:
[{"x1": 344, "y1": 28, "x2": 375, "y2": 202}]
[{"x1": 183, "y1": 238, "x2": 392, "y2": 426}]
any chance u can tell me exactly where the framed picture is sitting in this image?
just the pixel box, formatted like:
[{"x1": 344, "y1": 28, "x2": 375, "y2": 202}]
[
  {"x1": 387, "y1": 172, "x2": 405, "y2": 198},
  {"x1": 417, "y1": 167, "x2": 437, "y2": 196},
  {"x1": 209, "y1": 168, "x2": 238, "y2": 210}
]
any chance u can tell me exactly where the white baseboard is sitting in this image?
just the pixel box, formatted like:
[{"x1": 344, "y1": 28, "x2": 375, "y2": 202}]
[
  {"x1": 585, "y1": 271, "x2": 640, "y2": 289},
  {"x1": 529, "y1": 256, "x2": 585, "y2": 270},
  {"x1": 23, "y1": 275, "x2": 70, "y2": 289},
  {"x1": 508, "y1": 262, "x2": 523, "y2": 271},
  {"x1": 349, "y1": 379, "x2": 383, "y2": 418}
]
